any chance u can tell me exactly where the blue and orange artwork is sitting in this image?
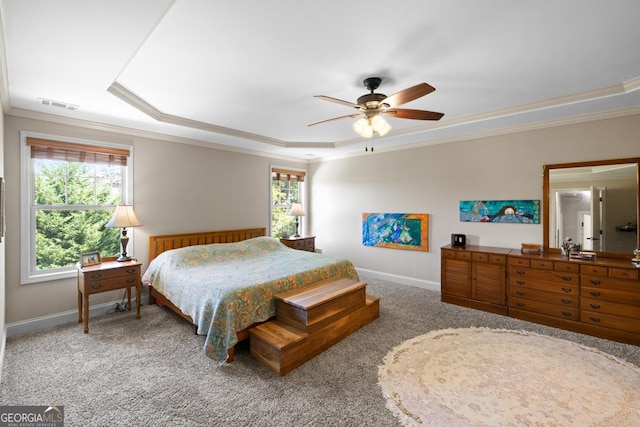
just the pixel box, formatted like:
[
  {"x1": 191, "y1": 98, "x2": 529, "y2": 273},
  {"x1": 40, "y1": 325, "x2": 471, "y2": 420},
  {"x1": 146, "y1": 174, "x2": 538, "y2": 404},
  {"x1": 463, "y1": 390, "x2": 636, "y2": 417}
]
[
  {"x1": 362, "y1": 213, "x2": 429, "y2": 251},
  {"x1": 459, "y1": 200, "x2": 540, "y2": 224}
]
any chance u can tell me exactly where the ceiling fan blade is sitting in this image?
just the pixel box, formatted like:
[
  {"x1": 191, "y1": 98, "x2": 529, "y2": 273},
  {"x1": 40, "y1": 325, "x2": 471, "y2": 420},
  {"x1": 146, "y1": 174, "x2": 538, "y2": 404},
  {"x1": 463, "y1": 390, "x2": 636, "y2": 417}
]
[
  {"x1": 308, "y1": 113, "x2": 363, "y2": 127},
  {"x1": 314, "y1": 95, "x2": 360, "y2": 109},
  {"x1": 382, "y1": 83, "x2": 436, "y2": 108},
  {"x1": 382, "y1": 108, "x2": 444, "y2": 121}
]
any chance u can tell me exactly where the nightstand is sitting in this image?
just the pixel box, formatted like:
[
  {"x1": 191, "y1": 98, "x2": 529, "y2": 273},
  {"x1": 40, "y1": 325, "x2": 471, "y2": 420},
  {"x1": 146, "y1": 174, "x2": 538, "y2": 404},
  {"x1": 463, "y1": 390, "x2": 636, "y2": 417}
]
[
  {"x1": 77, "y1": 258, "x2": 141, "y2": 333},
  {"x1": 280, "y1": 236, "x2": 315, "y2": 252}
]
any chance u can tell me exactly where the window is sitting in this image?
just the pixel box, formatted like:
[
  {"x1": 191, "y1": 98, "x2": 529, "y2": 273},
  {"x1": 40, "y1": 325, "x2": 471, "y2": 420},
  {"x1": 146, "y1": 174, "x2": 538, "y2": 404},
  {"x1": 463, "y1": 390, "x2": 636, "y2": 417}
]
[
  {"x1": 21, "y1": 133, "x2": 133, "y2": 283},
  {"x1": 271, "y1": 167, "x2": 305, "y2": 238}
]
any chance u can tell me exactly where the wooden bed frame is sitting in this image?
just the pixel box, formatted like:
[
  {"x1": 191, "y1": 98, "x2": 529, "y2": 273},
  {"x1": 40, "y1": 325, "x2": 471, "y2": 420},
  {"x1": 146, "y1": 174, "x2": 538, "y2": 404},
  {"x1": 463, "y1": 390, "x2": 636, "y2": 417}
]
[{"x1": 146, "y1": 227, "x2": 267, "y2": 362}]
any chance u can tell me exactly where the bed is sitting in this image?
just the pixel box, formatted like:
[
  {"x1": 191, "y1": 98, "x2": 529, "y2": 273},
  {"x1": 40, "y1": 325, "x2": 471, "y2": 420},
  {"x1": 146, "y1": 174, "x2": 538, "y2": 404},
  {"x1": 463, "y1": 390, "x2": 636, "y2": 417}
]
[{"x1": 142, "y1": 228, "x2": 359, "y2": 363}]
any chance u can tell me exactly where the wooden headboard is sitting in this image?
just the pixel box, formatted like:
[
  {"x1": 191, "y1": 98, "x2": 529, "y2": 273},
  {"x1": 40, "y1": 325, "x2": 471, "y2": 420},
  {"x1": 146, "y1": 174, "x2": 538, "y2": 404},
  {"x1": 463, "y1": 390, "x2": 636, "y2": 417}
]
[{"x1": 148, "y1": 227, "x2": 267, "y2": 262}]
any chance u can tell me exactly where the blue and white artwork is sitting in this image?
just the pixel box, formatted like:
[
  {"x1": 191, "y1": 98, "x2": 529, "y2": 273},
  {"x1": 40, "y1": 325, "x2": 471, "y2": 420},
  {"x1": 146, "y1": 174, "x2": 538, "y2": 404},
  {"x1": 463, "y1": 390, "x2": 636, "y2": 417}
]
[{"x1": 459, "y1": 200, "x2": 540, "y2": 224}]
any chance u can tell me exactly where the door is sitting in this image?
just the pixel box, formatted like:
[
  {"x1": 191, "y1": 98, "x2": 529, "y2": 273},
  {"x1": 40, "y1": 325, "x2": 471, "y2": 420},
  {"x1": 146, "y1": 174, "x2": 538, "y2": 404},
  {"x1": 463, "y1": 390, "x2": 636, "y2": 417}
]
[
  {"x1": 589, "y1": 186, "x2": 606, "y2": 252},
  {"x1": 578, "y1": 211, "x2": 592, "y2": 250}
]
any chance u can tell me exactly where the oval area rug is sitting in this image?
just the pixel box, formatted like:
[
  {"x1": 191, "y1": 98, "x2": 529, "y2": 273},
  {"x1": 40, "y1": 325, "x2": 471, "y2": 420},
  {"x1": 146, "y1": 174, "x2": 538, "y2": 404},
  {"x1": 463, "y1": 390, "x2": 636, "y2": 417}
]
[{"x1": 378, "y1": 327, "x2": 640, "y2": 426}]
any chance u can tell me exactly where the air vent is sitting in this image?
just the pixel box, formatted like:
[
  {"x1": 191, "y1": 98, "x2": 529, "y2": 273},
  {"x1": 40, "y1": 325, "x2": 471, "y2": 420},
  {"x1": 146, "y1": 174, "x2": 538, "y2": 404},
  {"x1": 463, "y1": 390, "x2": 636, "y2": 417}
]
[{"x1": 37, "y1": 98, "x2": 79, "y2": 111}]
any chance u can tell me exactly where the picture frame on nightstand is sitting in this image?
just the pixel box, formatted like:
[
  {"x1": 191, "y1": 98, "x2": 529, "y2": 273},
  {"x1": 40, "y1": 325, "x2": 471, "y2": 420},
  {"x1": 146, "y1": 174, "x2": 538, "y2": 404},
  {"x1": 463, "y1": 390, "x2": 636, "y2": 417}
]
[{"x1": 80, "y1": 251, "x2": 101, "y2": 267}]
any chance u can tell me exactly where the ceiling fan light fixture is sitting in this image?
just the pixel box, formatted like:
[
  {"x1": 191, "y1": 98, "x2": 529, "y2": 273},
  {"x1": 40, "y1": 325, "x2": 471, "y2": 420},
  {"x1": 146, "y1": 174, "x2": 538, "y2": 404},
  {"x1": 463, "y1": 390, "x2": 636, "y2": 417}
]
[
  {"x1": 371, "y1": 115, "x2": 391, "y2": 136},
  {"x1": 353, "y1": 117, "x2": 373, "y2": 138},
  {"x1": 353, "y1": 115, "x2": 391, "y2": 138}
]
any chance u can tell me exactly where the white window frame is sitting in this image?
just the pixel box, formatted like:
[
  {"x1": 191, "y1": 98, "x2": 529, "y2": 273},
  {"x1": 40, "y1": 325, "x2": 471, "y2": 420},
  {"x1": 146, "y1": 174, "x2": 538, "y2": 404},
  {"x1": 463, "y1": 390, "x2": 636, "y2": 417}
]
[
  {"x1": 269, "y1": 164, "x2": 307, "y2": 237},
  {"x1": 20, "y1": 131, "x2": 135, "y2": 284}
]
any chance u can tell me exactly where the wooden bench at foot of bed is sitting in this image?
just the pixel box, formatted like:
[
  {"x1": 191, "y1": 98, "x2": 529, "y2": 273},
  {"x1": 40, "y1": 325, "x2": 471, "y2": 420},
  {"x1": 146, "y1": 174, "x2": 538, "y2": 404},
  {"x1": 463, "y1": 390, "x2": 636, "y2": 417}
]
[{"x1": 249, "y1": 277, "x2": 380, "y2": 375}]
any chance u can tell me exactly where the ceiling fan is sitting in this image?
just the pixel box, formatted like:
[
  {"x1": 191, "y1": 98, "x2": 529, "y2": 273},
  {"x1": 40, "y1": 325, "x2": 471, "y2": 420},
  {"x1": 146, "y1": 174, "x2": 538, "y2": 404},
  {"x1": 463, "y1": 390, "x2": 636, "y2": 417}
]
[{"x1": 309, "y1": 77, "x2": 444, "y2": 150}]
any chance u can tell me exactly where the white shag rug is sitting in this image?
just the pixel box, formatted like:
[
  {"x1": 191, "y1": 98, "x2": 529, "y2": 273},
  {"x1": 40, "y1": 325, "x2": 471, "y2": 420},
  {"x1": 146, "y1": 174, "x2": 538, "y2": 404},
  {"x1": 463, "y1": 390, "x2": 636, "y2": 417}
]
[{"x1": 378, "y1": 327, "x2": 640, "y2": 426}]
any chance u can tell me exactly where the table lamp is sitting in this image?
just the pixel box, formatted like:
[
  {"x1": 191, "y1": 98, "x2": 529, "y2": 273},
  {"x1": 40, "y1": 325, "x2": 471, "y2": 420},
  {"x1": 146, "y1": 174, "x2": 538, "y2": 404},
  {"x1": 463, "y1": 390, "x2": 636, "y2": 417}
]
[
  {"x1": 288, "y1": 202, "x2": 305, "y2": 238},
  {"x1": 106, "y1": 205, "x2": 142, "y2": 261}
]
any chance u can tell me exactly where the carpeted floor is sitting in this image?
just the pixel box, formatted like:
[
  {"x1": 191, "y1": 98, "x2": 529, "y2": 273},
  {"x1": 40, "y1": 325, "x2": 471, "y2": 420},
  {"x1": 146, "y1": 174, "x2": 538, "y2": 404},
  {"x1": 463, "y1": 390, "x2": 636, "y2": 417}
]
[{"x1": 1, "y1": 275, "x2": 639, "y2": 426}]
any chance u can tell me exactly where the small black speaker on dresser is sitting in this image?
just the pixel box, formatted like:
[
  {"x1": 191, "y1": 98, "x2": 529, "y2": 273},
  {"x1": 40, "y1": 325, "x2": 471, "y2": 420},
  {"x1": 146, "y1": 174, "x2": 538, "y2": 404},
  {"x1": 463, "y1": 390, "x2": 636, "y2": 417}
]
[{"x1": 451, "y1": 234, "x2": 466, "y2": 247}]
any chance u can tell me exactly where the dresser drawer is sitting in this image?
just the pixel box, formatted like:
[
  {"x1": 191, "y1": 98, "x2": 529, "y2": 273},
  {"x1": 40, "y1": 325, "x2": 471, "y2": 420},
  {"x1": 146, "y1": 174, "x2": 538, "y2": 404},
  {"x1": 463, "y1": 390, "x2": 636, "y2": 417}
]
[
  {"x1": 488, "y1": 254, "x2": 507, "y2": 264},
  {"x1": 442, "y1": 249, "x2": 456, "y2": 259},
  {"x1": 510, "y1": 277, "x2": 577, "y2": 295},
  {"x1": 581, "y1": 311, "x2": 640, "y2": 333},
  {"x1": 508, "y1": 257, "x2": 530, "y2": 267},
  {"x1": 471, "y1": 253, "x2": 507, "y2": 264},
  {"x1": 580, "y1": 265, "x2": 608, "y2": 276},
  {"x1": 510, "y1": 297, "x2": 578, "y2": 321},
  {"x1": 609, "y1": 268, "x2": 639, "y2": 281},
  {"x1": 553, "y1": 262, "x2": 579, "y2": 273},
  {"x1": 87, "y1": 276, "x2": 139, "y2": 294},
  {"x1": 510, "y1": 287, "x2": 578, "y2": 307},
  {"x1": 580, "y1": 297, "x2": 640, "y2": 319},
  {"x1": 85, "y1": 266, "x2": 139, "y2": 281},
  {"x1": 530, "y1": 259, "x2": 554, "y2": 270},
  {"x1": 510, "y1": 267, "x2": 578, "y2": 285},
  {"x1": 581, "y1": 275, "x2": 640, "y2": 292},
  {"x1": 581, "y1": 287, "x2": 640, "y2": 305},
  {"x1": 292, "y1": 240, "x2": 306, "y2": 249}
]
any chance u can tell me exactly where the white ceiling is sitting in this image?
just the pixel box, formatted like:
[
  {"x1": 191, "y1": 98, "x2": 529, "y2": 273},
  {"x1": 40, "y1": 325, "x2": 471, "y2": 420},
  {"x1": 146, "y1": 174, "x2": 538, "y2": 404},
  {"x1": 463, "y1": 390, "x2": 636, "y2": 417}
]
[{"x1": 1, "y1": 0, "x2": 639, "y2": 160}]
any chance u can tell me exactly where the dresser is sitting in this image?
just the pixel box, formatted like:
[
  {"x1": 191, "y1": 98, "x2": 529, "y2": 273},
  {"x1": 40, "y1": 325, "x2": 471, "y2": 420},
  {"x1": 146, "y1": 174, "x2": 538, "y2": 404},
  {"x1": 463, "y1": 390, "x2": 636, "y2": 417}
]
[
  {"x1": 280, "y1": 236, "x2": 315, "y2": 252},
  {"x1": 441, "y1": 245, "x2": 640, "y2": 346}
]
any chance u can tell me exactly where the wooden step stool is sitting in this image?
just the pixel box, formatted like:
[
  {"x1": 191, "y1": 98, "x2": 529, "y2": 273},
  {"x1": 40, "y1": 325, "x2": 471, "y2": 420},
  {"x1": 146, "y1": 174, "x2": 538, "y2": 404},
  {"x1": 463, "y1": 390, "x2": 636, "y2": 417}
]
[{"x1": 249, "y1": 277, "x2": 380, "y2": 375}]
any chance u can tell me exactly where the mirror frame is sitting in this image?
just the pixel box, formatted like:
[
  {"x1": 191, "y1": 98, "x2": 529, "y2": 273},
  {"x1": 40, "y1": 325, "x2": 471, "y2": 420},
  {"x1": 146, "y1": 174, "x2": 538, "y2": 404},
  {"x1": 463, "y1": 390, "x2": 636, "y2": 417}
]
[{"x1": 543, "y1": 157, "x2": 640, "y2": 259}]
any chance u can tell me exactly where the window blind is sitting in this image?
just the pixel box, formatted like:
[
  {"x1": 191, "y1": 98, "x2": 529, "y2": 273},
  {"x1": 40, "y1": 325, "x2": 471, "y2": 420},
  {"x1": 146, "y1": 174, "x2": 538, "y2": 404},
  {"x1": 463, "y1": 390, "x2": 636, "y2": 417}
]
[
  {"x1": 27, "y1": 137, "x2": 130, "y2": 166},
  {"x1": 272, "y1": 167, "x2": 305, "y2": 182}
]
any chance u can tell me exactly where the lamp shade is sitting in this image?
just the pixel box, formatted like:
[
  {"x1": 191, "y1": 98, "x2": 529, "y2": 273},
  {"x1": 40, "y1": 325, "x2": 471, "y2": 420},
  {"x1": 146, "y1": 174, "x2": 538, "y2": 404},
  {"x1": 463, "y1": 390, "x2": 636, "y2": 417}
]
[
  {"x1": 288, "y1": 202, "x2": 305, "y2": 217},
  {"x1": 105, "y1": 205, "x2": 142, "y2": 228}
]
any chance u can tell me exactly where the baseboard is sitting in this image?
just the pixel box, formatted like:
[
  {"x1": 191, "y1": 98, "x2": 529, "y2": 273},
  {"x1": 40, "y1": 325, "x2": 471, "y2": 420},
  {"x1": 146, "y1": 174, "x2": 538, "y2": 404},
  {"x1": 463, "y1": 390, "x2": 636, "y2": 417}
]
[
  {"x1": 2, "y1": 273, "x2": 433, "y2": 339},
  {"x1": 355, "y1": 268, "x2": 441, "y2": 292},
  {"x1": 5, "y1": 293, "x2": 149, "y2": 338}
]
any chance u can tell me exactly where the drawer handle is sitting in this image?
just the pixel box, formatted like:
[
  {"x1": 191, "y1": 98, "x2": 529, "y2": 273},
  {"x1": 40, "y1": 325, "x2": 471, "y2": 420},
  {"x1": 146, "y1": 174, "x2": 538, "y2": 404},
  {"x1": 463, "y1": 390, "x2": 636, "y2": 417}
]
[
  {"x1": 561, "y1": 276, "x2": 572, "y2": 282},
  {"x1": 126, "y1": 278, "x2": 136, "y2": 284},
  {"x1": 589, "y1": 291, "x2": 601, "y2": 297},
  {"x1": 516, "y1": 302, "x2": 525, "y2": 308},
  {"x1": 126, "y1": 268, "x2": 137, "y2": 274},
  {"x1": 589, "y1": 303, "x2": 601, "y2": 310},
  {"x1": 590, "y1": 279, "x2": 601, "y2": 285},
  {"x1": 561, "y1": 299, "x2": 572, "y2": 305},
  {"x1": 91, "y1": 284, "x2": 102, "y2": 290},
  {"x1": 516, "y1": 280, "x2": 525, "y2": 285},
  {"x1": 516, "y1": 269, "x2": 525, "y2": 275},
  {"x1": 561, "y1": 287, "x2": 572, "y2": 293},
  {"x1": 90, "y1": 273, "x2": 102, "y2": 279},
  {"x1": 561, "y1": 311, "x2": 572, "y2": 317},
  {"x1": 589, "y1": 317, "x2": 601, "y2": 323},
  {"x1": 516, "y1": 291, "x2": 525, "y2": 296}
]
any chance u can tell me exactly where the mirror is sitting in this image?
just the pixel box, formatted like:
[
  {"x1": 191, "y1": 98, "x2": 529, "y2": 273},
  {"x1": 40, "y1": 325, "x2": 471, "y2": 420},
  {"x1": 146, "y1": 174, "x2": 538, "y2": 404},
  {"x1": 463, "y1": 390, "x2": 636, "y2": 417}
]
[{"x1": 543, "y1": 158, "x2": 639, "y2": 258}]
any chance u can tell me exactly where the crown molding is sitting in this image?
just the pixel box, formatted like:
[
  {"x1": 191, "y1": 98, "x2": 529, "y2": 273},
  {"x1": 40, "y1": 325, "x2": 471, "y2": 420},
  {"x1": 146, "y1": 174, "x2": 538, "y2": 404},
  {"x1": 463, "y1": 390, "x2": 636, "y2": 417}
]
[
  {"x1": 6, "y1": 79, "x2": 640, "y2": 163},
  {"x1": 313, "y1": 105, "x2": 640, "y2": 162},
  {"x1": 6, "y1": 107, "x2": 308, "y2": 163}
]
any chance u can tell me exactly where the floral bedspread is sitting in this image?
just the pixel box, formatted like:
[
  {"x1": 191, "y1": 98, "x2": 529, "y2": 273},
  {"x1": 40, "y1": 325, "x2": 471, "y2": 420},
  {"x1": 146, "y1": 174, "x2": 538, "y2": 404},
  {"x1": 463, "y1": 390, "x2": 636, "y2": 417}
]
[{"x1": 142, "y1": 236, "x2": 359, "y2": 362}]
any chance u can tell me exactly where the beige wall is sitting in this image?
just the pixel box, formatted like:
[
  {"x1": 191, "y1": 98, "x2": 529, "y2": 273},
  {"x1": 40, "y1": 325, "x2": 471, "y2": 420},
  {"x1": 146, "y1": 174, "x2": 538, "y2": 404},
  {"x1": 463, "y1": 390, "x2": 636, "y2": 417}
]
[
  {"x1": 3, "y1": 113, "x2": 640, "y2": 325},
  {"x1": 309, "y1": 114, "x2": 640, "y2": 284},
  {"x1": 3, "y1": 115, "x2": 305, "y2": 323}
]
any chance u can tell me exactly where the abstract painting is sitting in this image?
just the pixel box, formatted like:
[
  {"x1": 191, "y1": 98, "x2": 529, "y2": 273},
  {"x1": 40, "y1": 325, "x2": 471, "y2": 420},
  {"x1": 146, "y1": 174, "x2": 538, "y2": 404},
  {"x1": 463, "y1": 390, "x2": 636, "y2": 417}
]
[
  {"x1": 459, "y1": 200, "x2": 540, "y2": 223},
  {"x1": 362, "y1": 213, "x2": 429, "y2": 251}
]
